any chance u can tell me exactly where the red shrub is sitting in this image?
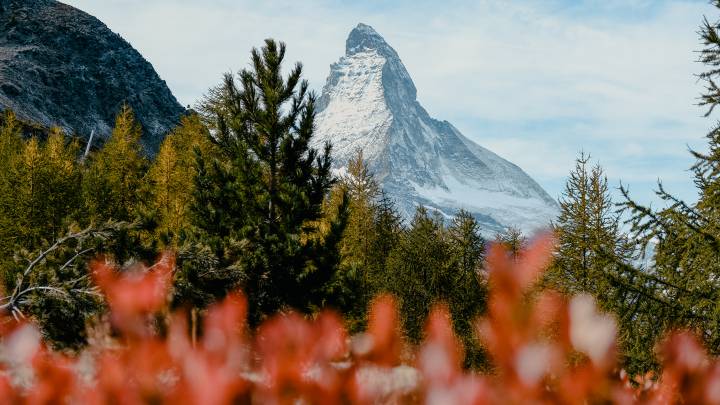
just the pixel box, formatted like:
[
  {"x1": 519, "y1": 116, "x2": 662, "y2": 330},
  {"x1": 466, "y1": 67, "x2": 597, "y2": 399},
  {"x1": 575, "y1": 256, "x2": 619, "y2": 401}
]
[{"x1": 0, "y1": 235, "x2": 719, "y2": 404}]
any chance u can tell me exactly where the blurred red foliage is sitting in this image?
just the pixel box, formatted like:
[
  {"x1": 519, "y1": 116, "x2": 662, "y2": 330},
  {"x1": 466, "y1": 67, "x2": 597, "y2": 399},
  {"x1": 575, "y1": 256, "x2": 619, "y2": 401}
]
[{"x1": 1, "y1": 236, "x2": 720, "y2": 404}]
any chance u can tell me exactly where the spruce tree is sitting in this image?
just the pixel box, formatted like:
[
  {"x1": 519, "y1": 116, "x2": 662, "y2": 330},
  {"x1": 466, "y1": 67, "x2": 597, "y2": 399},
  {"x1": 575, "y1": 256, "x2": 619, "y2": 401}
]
[{"x1": 194, "y1": 39, "x2": 348, "y2": 323}]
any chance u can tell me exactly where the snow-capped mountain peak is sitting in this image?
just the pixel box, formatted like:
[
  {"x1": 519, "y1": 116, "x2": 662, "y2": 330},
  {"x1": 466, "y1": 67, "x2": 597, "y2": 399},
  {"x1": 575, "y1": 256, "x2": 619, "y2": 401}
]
[{"x1": 313, "y1": 23, "x2": 558, "y2": 235}]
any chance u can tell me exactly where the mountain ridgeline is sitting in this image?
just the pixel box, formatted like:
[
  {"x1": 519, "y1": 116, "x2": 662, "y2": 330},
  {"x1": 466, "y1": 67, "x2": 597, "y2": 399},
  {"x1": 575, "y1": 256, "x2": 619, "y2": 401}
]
[
  {"x1": 313, "y1": 23, "x2": 558, "y2": 235},
  {"x1": 0, "y1": 0, "x2": 185, "y2": 152}
]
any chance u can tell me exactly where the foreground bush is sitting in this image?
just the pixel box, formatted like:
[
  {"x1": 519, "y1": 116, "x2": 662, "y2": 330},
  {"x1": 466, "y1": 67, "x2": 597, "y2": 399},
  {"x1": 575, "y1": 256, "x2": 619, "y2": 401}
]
[{"x1": 0, "y1": 236, "x2": 718, "y2": 404}]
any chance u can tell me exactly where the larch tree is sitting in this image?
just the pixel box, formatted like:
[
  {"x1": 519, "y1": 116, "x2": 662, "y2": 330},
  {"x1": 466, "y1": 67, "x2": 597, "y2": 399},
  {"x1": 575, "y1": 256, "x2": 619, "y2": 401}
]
[
  {"x1": 385, "y1": 207, "x2": 452, "y2": 342},
  {"x1": 547, "y1": 153, "x2": 632, "y2": 296},
  {"x1": 494, "y1": 226, "x2": 527, "y2": 260},
  {"x1": 83, "y1": 104, "x2": 147, "y2": 224},
  {"x1": 618, "y1": 1, "x2": 720, "y2": 369},
  {"x1": 325, "y1": 151, "x2": 403, "y2": 332},
  {"x1": 0, "y1": 111, "x2": 22, "y2": 261},
  {"x1": 545, "y1": 152, "x2": 654, "y2": 370},
  {"x1": 0, "y1": 119, "x2": 104, "y2": 349},
  {"x1": 340, "y1": 150, "x2": 381, "y2": 273},
  {"x1": 42, "y1": 128, "x2": 83, "y2": 239},
  {"x1": 146, "y1": 114, "x2": 215, "y2": 246},
  {"x1": 448, "y1": 209, "x2": 486, "y2": 277},
  {"x1": 7, "y1": 131, "x2": 81, "y2": 248}
]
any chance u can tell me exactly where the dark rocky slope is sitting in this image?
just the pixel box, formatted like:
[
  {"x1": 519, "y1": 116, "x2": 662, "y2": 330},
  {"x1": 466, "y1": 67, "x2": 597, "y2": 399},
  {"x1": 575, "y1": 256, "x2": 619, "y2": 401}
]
[{"x1": 0, "y1": 0, "x2": 185, "y2": 152}]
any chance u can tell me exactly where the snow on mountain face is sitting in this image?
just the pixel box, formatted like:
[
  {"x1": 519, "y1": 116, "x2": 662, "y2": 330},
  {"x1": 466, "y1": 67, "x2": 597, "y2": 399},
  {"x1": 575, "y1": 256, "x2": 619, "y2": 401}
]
[{"x1": 313, "y1": 23, "x2": 559, "y2": 236}]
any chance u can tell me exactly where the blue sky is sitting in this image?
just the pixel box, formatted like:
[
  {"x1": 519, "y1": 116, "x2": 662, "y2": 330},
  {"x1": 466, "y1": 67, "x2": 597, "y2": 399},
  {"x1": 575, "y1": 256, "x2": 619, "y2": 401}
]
[{"x1": 64, "y1": 0, "x2": 718, "y2": 208}]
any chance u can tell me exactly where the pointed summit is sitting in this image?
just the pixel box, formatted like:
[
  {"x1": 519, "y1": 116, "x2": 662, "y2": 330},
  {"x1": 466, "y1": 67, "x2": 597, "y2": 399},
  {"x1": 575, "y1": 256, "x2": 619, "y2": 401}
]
[
  {"x1": 346, "y1": 23, "x2": 395, "y2": 57},
  {"x1": 317, "y1": 23, "x2": 416, "y2": 114}
]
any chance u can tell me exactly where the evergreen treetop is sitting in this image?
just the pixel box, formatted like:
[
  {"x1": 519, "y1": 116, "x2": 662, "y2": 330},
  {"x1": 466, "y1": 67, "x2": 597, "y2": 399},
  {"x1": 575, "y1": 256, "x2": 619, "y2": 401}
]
[{"x1": 195, "y1": 39, "x2": 348, "y2": 324}]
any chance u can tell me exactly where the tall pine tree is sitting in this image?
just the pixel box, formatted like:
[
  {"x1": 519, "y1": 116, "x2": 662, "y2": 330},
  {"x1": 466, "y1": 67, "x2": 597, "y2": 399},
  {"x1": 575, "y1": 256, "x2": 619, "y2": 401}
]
[{"x1": 194, "y1": 39, "x2": 348, "y2": 324}]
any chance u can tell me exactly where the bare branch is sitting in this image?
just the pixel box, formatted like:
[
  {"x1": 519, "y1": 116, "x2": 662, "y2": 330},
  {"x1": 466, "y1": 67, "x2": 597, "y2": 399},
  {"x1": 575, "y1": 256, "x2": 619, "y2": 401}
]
[
  {"x1": 59, "y1": 248, "x2": 95, "y2": 272},
  {"x1": 23, "y1": 227, "x2": 95, "y2": 278}
]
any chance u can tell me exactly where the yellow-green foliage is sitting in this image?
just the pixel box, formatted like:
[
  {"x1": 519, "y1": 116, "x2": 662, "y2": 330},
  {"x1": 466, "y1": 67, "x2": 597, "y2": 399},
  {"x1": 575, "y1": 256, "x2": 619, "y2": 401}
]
[
  {"x1": 83, "y1": 104, "x2": 147, "y2": 223},
  {"x1": 0, "y1": 121, "x2": 82, "y2": 250},
  {"x1": 147, "y1": 114, "x2": 215, "y2": 245},
  {"x1": 0, "y1": 111, "x2": 24, "y2": 259}
]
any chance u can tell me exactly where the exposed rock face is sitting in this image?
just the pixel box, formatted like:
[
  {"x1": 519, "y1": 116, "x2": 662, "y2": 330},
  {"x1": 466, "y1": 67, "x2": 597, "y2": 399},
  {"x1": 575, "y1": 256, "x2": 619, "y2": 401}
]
[
  {"x1": 0, "y1": 0, "x2": 185, "y2": 152},
  {"x1": 313, "y1": 23, "x2": 558, "y2": 235}
]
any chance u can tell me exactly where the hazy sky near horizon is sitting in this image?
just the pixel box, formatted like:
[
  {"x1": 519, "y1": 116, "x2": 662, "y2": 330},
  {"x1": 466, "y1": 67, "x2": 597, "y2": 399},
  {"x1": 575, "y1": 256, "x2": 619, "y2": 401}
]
[{"x1": 64, "y1": 0, "x2": 718, "y2": 207}]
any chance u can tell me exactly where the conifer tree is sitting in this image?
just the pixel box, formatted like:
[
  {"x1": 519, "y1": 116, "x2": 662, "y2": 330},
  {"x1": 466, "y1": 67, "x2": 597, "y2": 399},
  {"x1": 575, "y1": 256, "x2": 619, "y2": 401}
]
[
  {"x1": 147, "y1": 114, "x2": 215, "y2": 245},
  {"x1": 385, "y1": 207, "x2": 487, "y2": 368},
  {"x1": 385, "y1": 208, "x2": 451, "y2": 341},
  {"x1": 446, "y1": 209, "x2": 488, "y2": 368},
  {"x1": 83, "y1": 105, "x2": 147, "y2": 224},
  {"x1": 494, "y1": 226, "x2": 527, "y2": 259},
  {"x1": 340, "y1": 150, "x2": 381, "y2": 272},
  {"x1": 618, "y1": 2, "x2": 720, "y2": 367},
  {"x1": 81, "y1": 105, "x2": 149, "y2": 264},
  {"x1": 2, "y1": 129, "x2": 81, "y2": 249},
  {"x1": 0, "y1": 111, "x2": 22, "y2": 191},
  {"x1": 448, "y1": 209, "x2": 486, "y2": 277},
  {"x1": 0, "y1": 111, "x2": 22, "y2": 261},
  {"x1": 42, "y1": 128, "x2": 83, "y2": 239},
  {"x1": 194, "y1": 40, "x2": 348, "y2": 324},
  {"x1": 546, "y1": 153, "x2": 631, "y2": 296},
  {"x1": 546, "y1": 153, "x2": 655, "y2": 369},
  {"x1": 13, "y1": 137, "x2": 46, "y2": 246},
  {"x1": 0, "y1": 117, "x2": 104, "y2": 349},
  {"x1": 324, "y1": 152, "x2": 404, "y2": 332},
  {"x1": 372, "y1": 192, "x2": 403, "y2": 265}
]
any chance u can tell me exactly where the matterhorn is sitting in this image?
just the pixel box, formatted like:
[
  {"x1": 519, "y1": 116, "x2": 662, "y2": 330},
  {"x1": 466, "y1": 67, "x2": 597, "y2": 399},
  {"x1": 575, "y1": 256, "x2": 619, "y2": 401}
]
[{"x1": 312, "y1": 23, "x2": 558, "y2": 235}]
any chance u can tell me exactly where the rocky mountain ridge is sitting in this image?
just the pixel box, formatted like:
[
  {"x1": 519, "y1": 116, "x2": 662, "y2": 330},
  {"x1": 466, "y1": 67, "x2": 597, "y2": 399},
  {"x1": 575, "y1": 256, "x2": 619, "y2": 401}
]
[{"x1": 0, "y1": 0, "x2": 185, "y2": 152}]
